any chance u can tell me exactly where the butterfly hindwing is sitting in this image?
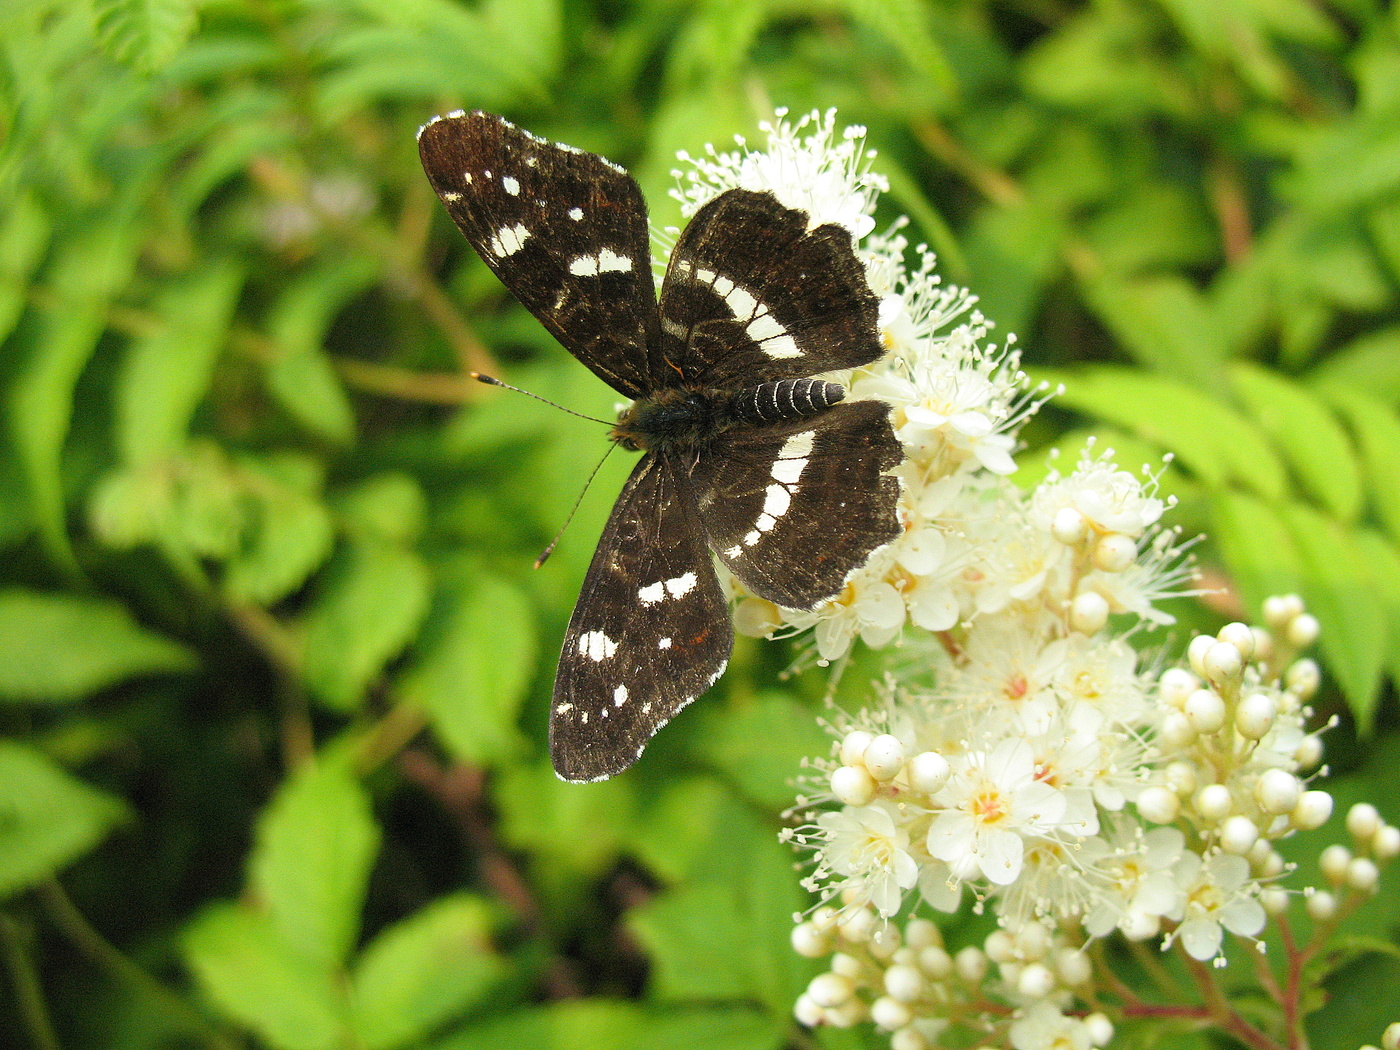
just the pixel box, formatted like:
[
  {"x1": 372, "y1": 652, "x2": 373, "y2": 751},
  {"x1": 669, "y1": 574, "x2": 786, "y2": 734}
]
[
  {"x1": 417, "y1": 111, "x2": 657, "y2": 398},
  {"x1": 551, "y1": 454, "x2": 732, "y2": 783},
  {"x1": 691, "y1": 400, "x2": 903, "y2": 610},
  {"x1": 657, "y1": 189, "x2": 882, "y2": 387}
]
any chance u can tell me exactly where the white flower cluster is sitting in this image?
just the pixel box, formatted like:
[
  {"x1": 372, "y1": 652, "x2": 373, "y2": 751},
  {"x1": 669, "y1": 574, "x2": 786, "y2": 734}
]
[{"x1": 673, "y1": 112, "x2": 1397, "y2": 1050}]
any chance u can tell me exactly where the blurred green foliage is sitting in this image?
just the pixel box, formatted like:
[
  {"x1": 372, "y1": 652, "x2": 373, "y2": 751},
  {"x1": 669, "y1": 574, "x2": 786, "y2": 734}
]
[{"x1": 2, "y1": 0, "x2": 1399, "y2": 1047}]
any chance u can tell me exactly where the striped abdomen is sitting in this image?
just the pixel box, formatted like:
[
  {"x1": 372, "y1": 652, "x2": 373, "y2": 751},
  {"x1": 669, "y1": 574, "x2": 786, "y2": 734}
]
[{"x1": 729, "y1": 378, "x2": 845, "y2": 424}]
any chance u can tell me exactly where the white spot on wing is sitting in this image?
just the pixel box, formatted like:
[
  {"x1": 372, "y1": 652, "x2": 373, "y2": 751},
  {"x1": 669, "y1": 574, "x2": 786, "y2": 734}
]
[
  {"x1": 555, "y1": 703, "x2": 573, "y2": 715},
  {"x1": 759, "y1": 333, "x2": 801, "y2": 359},
  {"x1": 638, "y1": 581, "x2": 665, "y2": 605},
  {"x1": 613, "y1": 685, "x2": 628, "y2": 707},
  {"x1": 763, "y1": 484, "x2": 791, "y2": 518},
  {"x1": 772, "y1": 457, "x2": 806, "y2": 486},
  {"x1": 441, "y1": 191, "x2": 462, "y2": 202},
  {"x1": 577, "y1": 630, "x2": 618, "y2": 662},
  {"x1": 743, "y1": 530, "x2": 761, "y2": 547},
  {"x1": 488, "y1": 224, "x2": 530, "y2": 257},
  {"x1": 658, "y1": 637, "x2": 672, "y2": 649},
  {"x1": 502, "y1": 175, "x2": 520, "y2": 195},
  {"x1": 665, "y1": 572, "x2": 697, "y2": 597},
  {"x1": 781, "y1": 432, "x2": 815, "y2": 459},
  {"x1": 568, "y1": 207, "x2": 583, "y2": 220},
  {"x1": 569, "y1": 248, "x2": 633, "y2": 276},
  {"x1": 755, "y1": 513, "x2": 776, "y2": 533}
]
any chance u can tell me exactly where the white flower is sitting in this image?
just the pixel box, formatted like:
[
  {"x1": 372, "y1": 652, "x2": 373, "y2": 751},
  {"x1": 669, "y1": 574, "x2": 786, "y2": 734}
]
[
  {"x1": 1168, "y1": 851, "x2": 1267, "y2": 962},
  {"x1": 1010, "y1": 1003, "x2": 1094, "y2": 1050},
  {"x1": 814, "y1": 799, "x2": 920, "y2": 917},
  {"x1": 1083, "y1": 825, "x2": 1187, "y2": 939},
  {"x1": 1032, "y1": 448, "x2": 1167, "y2": 539},
  {"x1": 926, "y1": 739, "x2": 1071, "y2": 886}
]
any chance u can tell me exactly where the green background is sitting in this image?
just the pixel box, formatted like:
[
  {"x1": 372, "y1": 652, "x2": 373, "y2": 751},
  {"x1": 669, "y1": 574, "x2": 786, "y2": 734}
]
[{"x1": 2, "y1": 0, "x2": 1399, "y2": 1047}]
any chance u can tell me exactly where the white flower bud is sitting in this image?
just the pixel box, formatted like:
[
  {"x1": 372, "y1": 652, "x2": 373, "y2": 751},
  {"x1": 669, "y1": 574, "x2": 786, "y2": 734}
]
[
  {"x1": 1185, "y1": 688, "x2": 1227, "y2": 733},
  {"x1": 1052, "y1": 506, "x2": 1089, "y2": 545},
  {"x1": 831, "y1": 951, "x2": 864, "y2": 978},
  {"x1": 1187, "y1": 634, "x2": 1216, "y2": 677},
  {"x1": 1121, "y1": 910, "x2": 1160, "y2": 941},
  {"x1": 1056, "y1": 947, "x2": 1091, "y2": 986},
  {"x1": 1137, "y1": 786, "x2": 1180, "y2": 824},
  {"x1": 807, "y1": 972, "x2": 855, "y2": 1008},
  {"x1": 919, "y1": 945, "x2": 953, "y2": 978},
  {"x1": 871, "y1": 996, "x2": 913, "y2": 1031},
  {"x1": 955, "y1": 945, "x2": 989, "y2": 982},
  {"x1": 1235, "y1": 693, "x2": 1277, "y2": 739},
  {"x1": 1295, "y1": 734, "x2": 1324, "y2": 769},
  {"x1": 1257, "y1": 849, "x2": 1285, "y2": 878},
  {"x1": 1292, "y1": 790, "x2": 1334, "y2": 831},
  {"x1": 1250, "y1": 627, "x2": 1273, "y2": 663},
  {"x1": 825, "y1": 997, "x2": 867, "y2": 1027},
  {"x1": 1093, "y1": 533, "x2": 1137, "y2": 572},
  {"x1": 1165, "y1": 761, "x2": 1198, "y2": 794},
  {"x1": 1260, "y1": 886, "x2": 1290, "y2": 915},
  {"x1": 1286, "y1": 658, "x2": 1321, "y2": 698},
  {"x1": 864, "y1": 734, "x2": 906, "y2": 782},
  {"x1": 1195, "y1": 784, "x2": 1234, "y2": 821},
  {"x1": 891, "y1": 1028, "x2": 929, "y2": 1050},
  {"x1": 810, "y1": 905, "x2": 840, "y2": 931},
  {"x1": 1286, "y1": 613, "x2": 1320, "y2": 648},
  {"x1": 1255, "y1": 769, "x2": 1302, "y2": 816},
  {"x1": 794, "y1": 993, "x2": 824, "y2": 1026},
  {"x1": 1085, "y1": 1013, "x2": 1115, "y2": 1047},
  {"x1": 904, "y1": 918, "x2": 940, "y2": 950},
  {"x1": 1217, "y1": 621, "x2": 1256, "y2": 660},
  {"x1": 1070, "y1": 591, "x2": 1110, "y2": 634},
  {"x1": 840, "y1": 730, "x2": 875, "y2": 766},
  {"x1": 984, "y1": 928, "x2": 1016, "y2": 963},
  {"x1": 1346, "y1": 857, "x2": 1380, "y2": 893},
  {"x1": 1319, "y1": 845, "x2": 1351, "y2": 887},
  {"x1": 1247, "y1": 838, "x2": 1273, "y2": 867},
  {"x1": 1220, "y1": 815, "x2": 1259, "y2": 855},
  {"x1": 1373, "y1": 824, "x2": 1400, "y2": 860},
  {"x1": 884, "y1": 963, "x2": 925, "y2": 1002},
  {"x1": 1305, "y1": 889, "x2": 1337, "y2": 921},
  {"x1": 1202, "y1": 641, "x2": 1244, "y2": 687},
  {"x1": 1159, "y1": 710, "x2": 1196, "y2": 748},
  {"x1": 838, "y1": 906, "x2": 878, "y2": 942},
  {"x1": 1017, "y1": 962, "x2": 1056, "y2": 998},
  {"x1": 1263, "y1": 593, "x2": 1305, "y2": 627},
  {"x1": 1017, "y1": 921, "x2": 1052, "y2": 961},
  {"x1": 907, "y1": 751, "x2": 949, "y2": 794},
  {"x1": 831, "y1": 765, "x2": 877, "y2": 807},
  {"x1": 869, "y1": 922, "x2": 901, "y2": 959},
  {"x1": 792, "y1": 921, "x2": 831, "y2": 957},
  {"x1": 1383, "y1": 1021, "x2": 1400, "y2": 1050},
  {"x1": 1158, "y1": 667, "x2": 1198, "y2": 708},
  {"x1": 1347, "y1": 803, "x2": 1382, "y2": 841}
]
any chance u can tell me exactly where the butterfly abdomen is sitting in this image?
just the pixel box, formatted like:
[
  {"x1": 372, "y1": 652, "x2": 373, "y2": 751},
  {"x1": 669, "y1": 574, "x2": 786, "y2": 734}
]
[{"x1": 729, "y1": 378, "x2": 845, "y2": 424}]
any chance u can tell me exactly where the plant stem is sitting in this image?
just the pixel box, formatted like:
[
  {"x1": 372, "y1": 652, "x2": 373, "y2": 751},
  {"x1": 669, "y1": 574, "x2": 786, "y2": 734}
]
[{"x1": 0, "y1": 913, "x2": 62, "y2": 1050}]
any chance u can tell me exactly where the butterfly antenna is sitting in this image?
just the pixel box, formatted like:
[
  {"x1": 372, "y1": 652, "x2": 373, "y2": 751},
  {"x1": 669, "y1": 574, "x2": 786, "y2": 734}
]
[
  {"x1": 534, "y1": 442, "x2": 617, "y2": 569},
  {"x1": 471, "y1": 372, "x2": 612, "y2": 425}
]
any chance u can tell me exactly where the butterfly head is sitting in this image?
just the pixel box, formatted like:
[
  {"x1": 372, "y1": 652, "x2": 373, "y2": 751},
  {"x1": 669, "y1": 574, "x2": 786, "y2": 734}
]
[{"x1": 609, "y1": 386, "x2": 733, "y2": 454}]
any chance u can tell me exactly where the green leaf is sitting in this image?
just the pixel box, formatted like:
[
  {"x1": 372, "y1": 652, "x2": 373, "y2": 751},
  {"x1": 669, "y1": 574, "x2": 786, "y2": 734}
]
[
  {"x1": 1307, "y1": 326, "x2": 1400, "y2": 403},
  {"x1": 0, "y1": 589, "x2": 195, "y2": 703},
  {"x1": 301, "y1": 543, "x2": 432, "y2": 711},
  {"x1": 1229, "y1": 363, "x2": 1362, "y2": 521},
  {"x1": 224, "y1": 459, "x2": 335, "y2": 606},
  {"x1": 1079, "y1": 274, "x2": 1227, "y2": 385},
  {"x1": 0, "y1": 191, "x2": 50, "y2": 346},
  {"x1": 183, "y1": 903, "x2": 346, "y2": 1050},
  {"x1": 1208, "y1": 494, "x2": 1303, "y2": 619},
  {"x1": 1279, "y1": 504, "x2": 1386, "y2": 727},
  {"x1": 350, "y1": 894, "x2": 504, "y2": 1050},
  {"x1": 93, "y1": 0, "x2": 198, "y2": 70},
  {"x1": 429, "y1": 1001, "x2": 645, "y2": 1050},
  {"x1": 624, "y1": 777, "x2": 730, "y2": 884},
  {"x1": 116, "y1": 262, "x2": 243, "y2": 467},
  {"x1": 250, "y1": 760, "x2": 380, "y2": 970},
  {"x1": 0, "y1": 741, "x2": 129, "y2": 898},
  {"x1": 1314, "y1": 386, "x2": 1400, "y2": 543},
  {"x1": 689, "y1": 692, "x2": 829, "y2": 809},
  {"x1": 264, "y1": 258, "x2": 377, "y2": 445},
  {"x1": 495, "y1": 760, "x2": 636, "y2": 882},
  {"x1": 1046, "y1": 367, "x2": 1287, "y2": 500},
  {"x1": 401, "y1": 574, "x2": 536, "y2": 767},
  {"x1": 336, "y1": 472, "x2": 427, "y2": 546},
  {"x1": 1352, "y1": 529, "x2": 1400, "y2": 685},
  {"x1": 9, "y1": 218, "x2": 140, "y2": 569}
]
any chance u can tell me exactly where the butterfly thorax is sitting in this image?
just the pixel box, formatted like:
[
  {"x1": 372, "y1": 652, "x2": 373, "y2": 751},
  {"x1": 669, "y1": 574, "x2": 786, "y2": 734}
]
[{"x1": 610, "y1": 377, "x2": 847, "y2": 454}]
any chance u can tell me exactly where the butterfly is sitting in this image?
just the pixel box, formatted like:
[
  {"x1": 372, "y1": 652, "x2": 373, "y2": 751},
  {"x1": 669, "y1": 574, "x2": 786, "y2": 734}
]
[{"x1": 418, "y1": 111, "x2": 902, "y2": 782}]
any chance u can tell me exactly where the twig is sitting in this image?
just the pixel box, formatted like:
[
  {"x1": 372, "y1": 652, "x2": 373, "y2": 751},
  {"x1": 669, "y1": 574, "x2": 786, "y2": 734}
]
[{"x1": 0, "y1": 913, "x2": 62, "y2": 1050}]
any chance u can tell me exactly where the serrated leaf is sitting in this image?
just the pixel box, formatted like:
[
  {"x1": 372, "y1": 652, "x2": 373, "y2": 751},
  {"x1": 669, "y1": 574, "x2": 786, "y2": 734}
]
[
  {"x1": 624, "y1": 777, "x2": 729, "y2": 884},
  {"x1": 183, "y1": 903, "x2": 346, "y2": 1050},
  {"x1": 93, "y1": 0, "x2": 198, "y2": 70},
  {"x1": 1352, "y1": 529, "x2": 1400, "y2": 684},
  {"x1": 1307, "y1": 326, "x2": 1400, "y2": 403},
  {"x1": 9, "y1": 218, "x2": 140, "y2": 569},
  {"x1": 401, "y1": 574, "x2": 536, "y2": 767},
  {"x1": 495, "y1": 759, "x2": 635, "y2": 881},
  {"x1": 250, "y1": 759, "x2": 380, "y2": 970},
  {"x1": 1208, "y1": 493, "x2": 1303, "y2": 618},
  {"x1": 689, "y1": 692, "x2": 828, "y2": 809},
  {"x1": 350, "y1": 894, "x2": 504, "y2": 1050},
  {"x1": 1046, "y1": 367, "x2": 1287, "y2": 499},
  {"x1": 301, "y1": 543, "x2": 431, "y2": 711},
  {"x1": 1314, "y1": 386, "x2": 1400, "y2": 543},
  {"x1": 224, "y1": 472, "x2": 334, "y2": 605},
  {"x1": 1229, "y1": 363, "x2": 1362, "y2": 520},
  {"x1": 264, "y1": 258, "x2": 377, "y2": 445},
  {"x1": 1279, "y1": 504, "x2": 1386, "y2": 727},
  {"x1": 0, "y1": 589, "x2": 195, "y2": 703},
  {"x1": 0, "y1": 741, "x2": 129, "y2": 898},
  {"x1": 0, "y1": 192, "x2": 50, "y2": 346},
  {"x1": 117, "y1": 262, "x2": 243, "y2": 467},
  {"x1": 1079, "y1": 274, "x2": 1227, "y2": 384}
]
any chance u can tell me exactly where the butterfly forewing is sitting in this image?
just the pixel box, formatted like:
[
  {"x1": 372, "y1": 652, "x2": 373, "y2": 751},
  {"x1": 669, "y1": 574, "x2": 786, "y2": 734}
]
[
  {"x1": 658, "y1": 189, "x2": 883, "y2": 386},
  {"x1": 692, "y1": 400, "x2": 903, "y2": 610},
  {"x1": 551, "y1": 455, "x2": 732, "y2": 782},
  {"x1": 418, "y1": 112, "x2": 658, "y2": 398}
]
